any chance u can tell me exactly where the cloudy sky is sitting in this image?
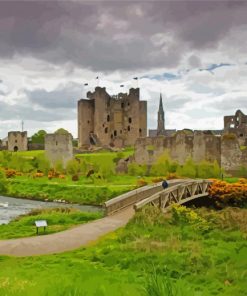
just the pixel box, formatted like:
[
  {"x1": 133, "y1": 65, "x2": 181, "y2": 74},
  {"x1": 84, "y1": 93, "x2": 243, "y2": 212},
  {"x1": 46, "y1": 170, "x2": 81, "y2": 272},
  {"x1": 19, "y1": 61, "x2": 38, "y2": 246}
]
[{"x1": 0, "y1": 0, "x2": 247, "y2": 139}]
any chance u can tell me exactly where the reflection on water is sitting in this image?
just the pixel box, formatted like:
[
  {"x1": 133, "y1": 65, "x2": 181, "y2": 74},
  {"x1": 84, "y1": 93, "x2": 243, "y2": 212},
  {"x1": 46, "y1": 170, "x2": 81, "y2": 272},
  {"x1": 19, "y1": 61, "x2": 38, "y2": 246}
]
[{"x1": 0, "y1": 195, "x2": 102, "y2": 225}]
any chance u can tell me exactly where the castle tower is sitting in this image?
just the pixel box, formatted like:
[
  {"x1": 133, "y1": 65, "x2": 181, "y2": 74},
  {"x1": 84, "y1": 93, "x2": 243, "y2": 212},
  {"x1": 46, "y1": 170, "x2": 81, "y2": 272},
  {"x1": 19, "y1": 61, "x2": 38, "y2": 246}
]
[
  {"x1": 78, "y1": 86, "x2": 147, "y2": 148},
  {"x1": 157, "y1": 93, "x2": 165, "y2": 135}
]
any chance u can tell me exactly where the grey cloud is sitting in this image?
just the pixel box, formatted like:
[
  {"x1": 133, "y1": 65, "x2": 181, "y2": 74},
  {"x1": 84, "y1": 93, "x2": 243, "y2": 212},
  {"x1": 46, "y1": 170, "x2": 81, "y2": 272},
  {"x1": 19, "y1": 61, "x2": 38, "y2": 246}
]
[
  {"x1": 25, "y1": 82, "x2": 81, "y2": 109},
  {"x1": 214, "y1": 97, "x2": 247, "y2": 112},
  {"x1": 0, "y1": 100, "x2": 76, "y2": 122},
  {"x1": 0, "y1": 1, "x2": 247, "y2": 72}
]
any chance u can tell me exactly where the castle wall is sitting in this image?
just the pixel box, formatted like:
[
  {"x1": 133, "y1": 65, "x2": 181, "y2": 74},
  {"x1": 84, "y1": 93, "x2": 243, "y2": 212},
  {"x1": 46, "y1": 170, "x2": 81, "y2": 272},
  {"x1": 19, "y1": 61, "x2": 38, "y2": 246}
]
[
  {"x1": 221, "y1": 136, "x2": 247, "y2": 173},
  {"x1": 45, "y1": 133, "x2": 73, "y2": 167},
  {"x1": 134, "y1": 132, "x2": 221, "y2": 166},
  {"x1": 8, "y1": 131, "x2": 28, "y2": 152}
]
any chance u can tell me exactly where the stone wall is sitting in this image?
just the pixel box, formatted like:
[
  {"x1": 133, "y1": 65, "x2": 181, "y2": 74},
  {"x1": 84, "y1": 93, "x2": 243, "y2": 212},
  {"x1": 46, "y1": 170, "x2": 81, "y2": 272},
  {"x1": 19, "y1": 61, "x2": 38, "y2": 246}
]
[
  {"x1": 78, "y1": 87, "x2": 147, "y2": 149},
  {"x1": 134, "y1": 131, "x2": 247, "y2": 173},
  {"x1": 8, "y1": 131, "x2": 28, "y2": 152},
  {"x1": 45, "y1": 133, "x2": 73, "y2": 167},
  {"x1": 134, "y1": 131, "x2": 221, "y2": 166},
  {"x1": 221, "y1": 135, "x2": 247, "y2": 173}
]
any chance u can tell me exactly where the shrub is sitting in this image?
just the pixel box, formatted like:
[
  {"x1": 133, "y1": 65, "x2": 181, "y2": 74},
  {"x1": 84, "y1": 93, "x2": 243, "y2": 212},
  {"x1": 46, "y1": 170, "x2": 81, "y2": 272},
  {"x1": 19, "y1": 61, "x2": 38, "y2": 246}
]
[
  {"x1": 166, "y1": 173, "x2": 180, "y2": 180},
  {"x1": 208, "y1": 179, "x2": 247, "y2": 208},
  {"x1": 33, "y1": 172, "x2": 44, "y2": 178},
  {"x1": 72, "y1": 174, "x2": 79, "y2": 182},
  {"x1": 151, "y1": 177, "x2": 164, "y2": 183},
  {"x1": 0, "y1": 169, "x2": 8, "y2": 193},
  {"x1": 128, "y1": 163, "x2": 147, "y2": 176},
  {"x1": 136, "y1": 178, "x2": 148, "y2": 187},
  {"x1": 66, "y1": 159, "x2": 80, "y2": 175},
  {"x1": 5, "y1": 169, "x2": 17, "y2": 178}
]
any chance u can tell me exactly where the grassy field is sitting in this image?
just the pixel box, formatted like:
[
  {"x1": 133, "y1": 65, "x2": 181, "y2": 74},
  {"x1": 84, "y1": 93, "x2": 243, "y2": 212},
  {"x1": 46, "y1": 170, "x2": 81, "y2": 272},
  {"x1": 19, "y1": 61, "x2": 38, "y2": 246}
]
[
  {"x1": 0, "y1": 206, "x2": 246, "y2": 295},
  {"x1": 0, "y1": 208, "x2": 102, "y2": 239}
]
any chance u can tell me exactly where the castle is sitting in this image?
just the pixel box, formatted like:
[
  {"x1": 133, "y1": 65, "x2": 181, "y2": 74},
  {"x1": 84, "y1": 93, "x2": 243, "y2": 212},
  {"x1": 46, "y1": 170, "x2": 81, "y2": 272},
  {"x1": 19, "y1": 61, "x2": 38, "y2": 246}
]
[{"x1": 78, "y1": 87, "x2": 147, "y2": 148}]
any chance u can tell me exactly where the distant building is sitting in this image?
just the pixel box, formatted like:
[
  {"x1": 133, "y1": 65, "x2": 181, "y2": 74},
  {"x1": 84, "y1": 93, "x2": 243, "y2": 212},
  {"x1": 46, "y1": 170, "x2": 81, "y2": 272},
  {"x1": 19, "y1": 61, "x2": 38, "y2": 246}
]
[
  {"x1": 45, "y1": 133, "x2": 73, "y2": 167},
  {"x1": 149, "y1": 93, "x2": 176, "y2": 137},
  {"x1": 8, "y1": 131, "x2": 28, "y2": 152},
  {"x1": 78, "y1": 86, "x2": 147, "y2": 149}
]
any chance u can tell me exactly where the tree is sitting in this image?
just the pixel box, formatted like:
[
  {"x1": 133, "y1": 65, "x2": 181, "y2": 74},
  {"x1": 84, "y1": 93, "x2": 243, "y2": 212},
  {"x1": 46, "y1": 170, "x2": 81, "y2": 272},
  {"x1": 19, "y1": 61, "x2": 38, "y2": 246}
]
[
  {"x1": 31, "y1": 130, "x2": 47, "y2": 144},
  {"x1": 55, "y1": 128, "x2": 70, "y2": 135}
]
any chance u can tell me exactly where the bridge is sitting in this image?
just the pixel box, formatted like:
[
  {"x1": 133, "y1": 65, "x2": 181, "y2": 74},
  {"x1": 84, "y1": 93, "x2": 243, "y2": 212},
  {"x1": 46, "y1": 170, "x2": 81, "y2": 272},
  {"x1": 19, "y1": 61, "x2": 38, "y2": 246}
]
[
  {"x1": 0, "y1": 179, "x2": 212, "y2": 257},
  {"x1": 133, "y1": 179, "x2": 212, "y2": 212}
]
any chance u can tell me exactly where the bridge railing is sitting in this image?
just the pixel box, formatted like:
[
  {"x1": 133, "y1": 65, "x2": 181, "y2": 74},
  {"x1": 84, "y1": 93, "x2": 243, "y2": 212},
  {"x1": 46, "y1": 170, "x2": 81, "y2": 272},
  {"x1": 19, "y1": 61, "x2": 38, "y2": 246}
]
[
  {"x1": 104, "y1": 179, "x2": 187, "y2": 215},
  {"x1": 134, "y1": 179, "x2": 212, "y2": 211}
]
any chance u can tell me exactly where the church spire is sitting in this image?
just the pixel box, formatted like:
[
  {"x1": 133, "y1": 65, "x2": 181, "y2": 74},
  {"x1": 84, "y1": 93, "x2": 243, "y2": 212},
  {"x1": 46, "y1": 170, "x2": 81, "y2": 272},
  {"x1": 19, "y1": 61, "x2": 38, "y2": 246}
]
[{"x1": 157, "y1": 93, "x2": 165, "y2": 135}]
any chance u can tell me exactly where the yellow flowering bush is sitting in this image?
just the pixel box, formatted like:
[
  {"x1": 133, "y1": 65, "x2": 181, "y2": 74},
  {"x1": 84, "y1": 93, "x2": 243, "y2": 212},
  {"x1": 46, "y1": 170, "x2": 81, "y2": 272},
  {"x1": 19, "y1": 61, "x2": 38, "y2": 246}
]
[
  {"x1": 171, "y1": 204, "x2": 210, "y2": 232},
  {"x1": 208, "y1": 179, "x2": 247, "y2": 208}
]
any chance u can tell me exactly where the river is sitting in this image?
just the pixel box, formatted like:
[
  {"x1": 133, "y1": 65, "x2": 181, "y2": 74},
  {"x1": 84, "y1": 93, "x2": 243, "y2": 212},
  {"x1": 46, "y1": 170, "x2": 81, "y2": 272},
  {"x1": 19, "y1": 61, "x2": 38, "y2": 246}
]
[{"x1": 0, "y1": 195, "x2": 102, "y2": 225}]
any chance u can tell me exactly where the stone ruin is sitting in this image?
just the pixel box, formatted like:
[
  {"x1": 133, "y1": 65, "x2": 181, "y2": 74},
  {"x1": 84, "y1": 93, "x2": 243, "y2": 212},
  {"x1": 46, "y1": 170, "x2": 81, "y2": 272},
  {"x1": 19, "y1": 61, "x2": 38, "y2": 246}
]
[
  {"x1": 224, "y1": 109, "x2": 247, "y2": 146},
  {"x1": 7, "y1": 131, "x2": 28, "y2": 152},
  {"x1": 78, "y1": 86, "x2": 147, "y2": 149},
  {"x1": 45, "y1": 133, "x2": 73, "y2": 167},
  {"x1": 134, "y1": 129, "x2": 247, "y2": 174}
]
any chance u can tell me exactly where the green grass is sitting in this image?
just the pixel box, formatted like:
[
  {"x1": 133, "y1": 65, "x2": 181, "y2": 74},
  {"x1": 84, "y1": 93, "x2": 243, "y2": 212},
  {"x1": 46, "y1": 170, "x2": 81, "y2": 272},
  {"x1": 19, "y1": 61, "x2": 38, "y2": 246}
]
[
  {"x1": 0, "y1": 208, "x2": 102, "y2": 239},
  {"x1": 5, "y1": 179, "x2": 133, "y2": 205},
  {"x1": 0, "y1": 206, "x2": 246, "y2": 295}
]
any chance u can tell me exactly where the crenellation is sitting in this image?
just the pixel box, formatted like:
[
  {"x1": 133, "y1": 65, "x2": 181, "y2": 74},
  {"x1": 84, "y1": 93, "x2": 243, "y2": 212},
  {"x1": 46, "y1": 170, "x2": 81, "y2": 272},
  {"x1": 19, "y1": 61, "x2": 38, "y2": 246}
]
[{"x1": 78, "y1": 86, "x2": 147, "y2": 148}]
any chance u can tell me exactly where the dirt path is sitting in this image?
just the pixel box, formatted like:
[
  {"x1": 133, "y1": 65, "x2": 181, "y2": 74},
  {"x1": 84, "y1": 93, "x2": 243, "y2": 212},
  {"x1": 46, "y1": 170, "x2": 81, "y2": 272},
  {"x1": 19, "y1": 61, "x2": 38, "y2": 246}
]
[{"x1": 0, "y1": 207, "x2": 135, "y2": 257}]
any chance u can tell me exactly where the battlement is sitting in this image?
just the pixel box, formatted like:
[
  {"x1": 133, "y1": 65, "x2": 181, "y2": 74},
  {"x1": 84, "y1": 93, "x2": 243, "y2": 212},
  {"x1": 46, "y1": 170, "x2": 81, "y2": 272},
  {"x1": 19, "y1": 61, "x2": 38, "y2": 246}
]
[{"x1": 78, "y1": 86, "x2": 147, "y2": 148}]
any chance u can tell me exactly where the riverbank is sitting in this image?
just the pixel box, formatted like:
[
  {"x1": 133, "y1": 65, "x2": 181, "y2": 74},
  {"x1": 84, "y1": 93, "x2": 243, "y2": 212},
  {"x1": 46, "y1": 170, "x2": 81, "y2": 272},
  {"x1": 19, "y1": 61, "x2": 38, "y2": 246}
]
[
  {"x1": 4, "y1": 178, "x2": 135, "y2": 205},
  {"x1": 0, "y1": 207, "x2": 102, "y2": 239}
]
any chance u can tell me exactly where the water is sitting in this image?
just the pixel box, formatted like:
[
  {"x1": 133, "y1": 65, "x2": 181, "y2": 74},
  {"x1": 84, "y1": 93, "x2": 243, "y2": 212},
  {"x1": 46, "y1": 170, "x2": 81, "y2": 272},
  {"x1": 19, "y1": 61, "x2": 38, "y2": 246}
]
[{"x1": 0, "y1": 195, "x2": 102, "y2": 225}]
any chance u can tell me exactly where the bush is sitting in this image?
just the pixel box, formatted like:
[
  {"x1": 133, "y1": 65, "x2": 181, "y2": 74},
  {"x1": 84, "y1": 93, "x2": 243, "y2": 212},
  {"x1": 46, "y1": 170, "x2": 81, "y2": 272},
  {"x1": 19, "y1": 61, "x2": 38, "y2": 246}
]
[
  {"x1": 66, "y1": 159, "x2": 80, "y2": 175},
  {"x1": 0, "y1": 169, "x2": 8, "y2": 193},
  {"x1": 136, "y1": 179, "x2": 148, "y2": 187},
  {"x1": 208, "y1": 179, "x2": 247, "y2": 208},
  {"x1": 128, "y1": 163, "x2": 147, "y2": 176},
  {"x1": 5, "y1": 169, "x2": 17, "y2": 178},
  {"x1": 72, "y1": 174, "x2": 79, "y2": 182}
]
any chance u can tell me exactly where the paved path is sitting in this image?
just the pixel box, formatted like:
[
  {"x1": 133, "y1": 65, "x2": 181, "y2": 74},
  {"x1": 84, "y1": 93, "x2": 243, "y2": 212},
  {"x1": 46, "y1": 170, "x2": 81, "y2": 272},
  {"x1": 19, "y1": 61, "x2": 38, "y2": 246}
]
[{"x1": 0, "y1": 207, "x2": 135, "y2": 257}]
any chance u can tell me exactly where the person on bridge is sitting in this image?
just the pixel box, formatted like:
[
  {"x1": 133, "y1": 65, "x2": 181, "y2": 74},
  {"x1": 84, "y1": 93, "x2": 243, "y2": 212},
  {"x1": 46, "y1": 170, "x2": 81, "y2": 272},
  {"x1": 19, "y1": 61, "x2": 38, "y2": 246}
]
[{"x1": 162, "y1": 180, "x2": 168, "y2": 190}]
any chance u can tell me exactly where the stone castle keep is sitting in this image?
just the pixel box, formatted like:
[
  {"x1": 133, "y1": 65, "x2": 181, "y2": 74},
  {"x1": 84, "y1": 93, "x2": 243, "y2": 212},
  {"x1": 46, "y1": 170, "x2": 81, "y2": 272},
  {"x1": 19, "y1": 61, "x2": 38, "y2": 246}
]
[{"x1": 78, "y1": 87, "x2": 147, "y2": 148}]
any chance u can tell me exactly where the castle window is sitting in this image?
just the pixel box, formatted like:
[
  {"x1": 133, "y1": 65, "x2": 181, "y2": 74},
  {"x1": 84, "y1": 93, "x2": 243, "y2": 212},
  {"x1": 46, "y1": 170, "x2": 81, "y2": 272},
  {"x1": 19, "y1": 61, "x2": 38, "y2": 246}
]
[
  {"x1": 114, "y1": 130, "x2": 117, "y2": 137},
  {"x1": 102, "y1": 124, "x2": 105, "y2": 127},
  {"x1": 120, "y1": 130, "x2": 122, "y2": 134},
  {"x1": 127, "y1": 101, "x2": 130, "y2": 106},
  {"x1": 111, "y1": 134, "x2": 113, "y2": 139},
  {"x1": 128, "y1": 117, "x2": 132, "y2": 123},
  {"x1": 121, "y1": 102, "x2": 124, "y2": 108},
  {"x1": 139, "y1": 128, "x2": 142, "y2": 134},
  {"x1": 230, "y1": 124, "x2": 234, "y2": 128},
  {"x1": 15, "y1": 139, "x2": 17, "y2": 143},
  {"x1": 105, "y1": 127, "x2": 108, "y2": 134},
  {"x1": 239, "y1": 133, "x2": 243, "y2": 137},
  {"x1": 107, "y1": 115, "x2": 110, "y2": 122},
  {"x1": 87, "y1": 120, "x2": 90, "y2": 124},
  {"x1": 128, "y1": 126, "x2": 130, "y2": 131}
]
